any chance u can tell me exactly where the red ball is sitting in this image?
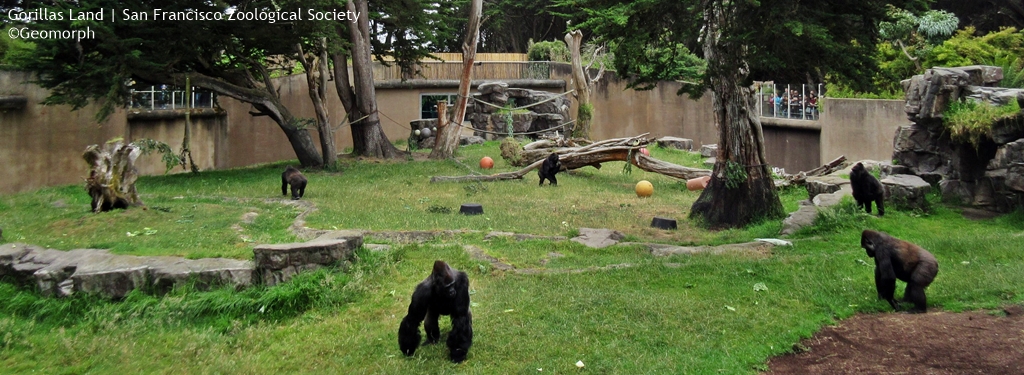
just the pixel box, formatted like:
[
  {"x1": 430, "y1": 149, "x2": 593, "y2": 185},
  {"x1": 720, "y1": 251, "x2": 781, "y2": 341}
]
[
  {"x1": 480, "y1": 156, "x2": 494, "y2": 169},
  {"x1": 639, "y1": 148, "x2": 650, "y2": 156}
]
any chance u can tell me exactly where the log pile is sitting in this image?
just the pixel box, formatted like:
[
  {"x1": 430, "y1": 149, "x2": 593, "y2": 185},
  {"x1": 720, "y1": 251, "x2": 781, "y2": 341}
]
[{"x1": 83, "y1": 141, "x2": 144, "y2": 212}]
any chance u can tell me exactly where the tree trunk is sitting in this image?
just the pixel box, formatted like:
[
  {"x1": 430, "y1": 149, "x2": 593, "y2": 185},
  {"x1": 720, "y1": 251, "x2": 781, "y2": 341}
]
[
  {"x1": 429, "y1": 0, "x2": 482, "y2": 159},
  {"x1": 298, "y1": 38, "x2": 337, "y2": 168},
  {"x1": 689, "y1": 0, "x2": 784, "y2": 229},
  {"x1": 565, "y1": 30, "x2": 593, "y2": 139},
  {"x1": 167, "y1": 72, "x2": 323, "y2": 168},
  {"x1": 83, "y1": 142, "x2": 144, "y2": 212},
  {"x1": 346, "y1": 0, "x2": 400, "y2": 159}
]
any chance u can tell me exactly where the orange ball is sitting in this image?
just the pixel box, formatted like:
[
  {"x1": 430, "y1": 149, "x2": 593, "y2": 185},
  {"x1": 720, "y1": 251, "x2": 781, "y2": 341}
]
[
  {"x1": 636, "y1": 180, "x2": 654, "y2": 197},
  {"x1": 480, "y1": 156, "x2": 494, "y2": 169}
]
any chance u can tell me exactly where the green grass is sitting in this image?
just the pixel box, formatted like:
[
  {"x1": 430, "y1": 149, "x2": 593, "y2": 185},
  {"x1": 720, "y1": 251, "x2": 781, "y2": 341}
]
[{"x1": 1, "y1": 141, "x2": 1023, "y2": 374}]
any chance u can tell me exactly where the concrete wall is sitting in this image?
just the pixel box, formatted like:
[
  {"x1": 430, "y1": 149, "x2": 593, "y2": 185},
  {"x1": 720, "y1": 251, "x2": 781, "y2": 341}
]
[
  {"x1": 0, "y1": 67, "x2": 910, "y2": 195},
  {"x1": 0, "y1": 71, "x2": 128, "y2": 194},
  {"x1": 819, "y1": 98, "x2": 907, "y2": 164}
]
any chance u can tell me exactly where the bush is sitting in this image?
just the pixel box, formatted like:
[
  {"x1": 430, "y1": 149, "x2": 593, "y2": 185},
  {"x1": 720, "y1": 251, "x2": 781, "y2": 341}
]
[
  {"x1": 943, "y1": 99, "x2": 1023, "y2": 146},
  {"x1": 527, "y1": 40, "x2": 569, "y2": 62}
]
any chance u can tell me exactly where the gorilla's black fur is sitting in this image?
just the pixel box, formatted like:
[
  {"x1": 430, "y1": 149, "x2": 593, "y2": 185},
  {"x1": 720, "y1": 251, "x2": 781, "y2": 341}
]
[
  {"x1": 398, "y1": 260, "x2": 473, "y2": 363},
  {"x1": 538, "y1": 153, "x2": 562, "y2": 186},
  {"x1": 281, "y1": 166, "x2": 307, "y2": 200},
  {"x1": 850, "y1": 162, "x2": 885, "y2": 216},
  {"x1": 861, "y1": 230, "x2": 939, "y2": 313}
]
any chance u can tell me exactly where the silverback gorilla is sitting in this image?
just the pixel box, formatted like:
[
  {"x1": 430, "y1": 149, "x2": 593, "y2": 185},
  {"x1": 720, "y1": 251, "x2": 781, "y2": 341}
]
[
  {"x1": 538, "y1": 153, "x2": 561, "y2": 186},
  {"x1": 861, "y1": 230, "x2": 938, "y2": 313},
  {"x1": 850, "y1": 162, "x2": 885, "y2": 216},
  {"x1": 398, "y1": 260, "x2": 473, "y2": 363},
  {"x1": 281, "y1": 166, "x2": 307, "y2": 200}
]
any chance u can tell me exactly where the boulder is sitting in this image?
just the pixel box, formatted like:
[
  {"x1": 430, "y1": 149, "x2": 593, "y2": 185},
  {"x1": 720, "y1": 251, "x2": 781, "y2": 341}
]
[
  {"x1": 478, "y1": 82, "x2": 508, "y2": 95},
  {"x1": 700, "y1": 144, "x2": 718, "y2": 158},
  {"x1": 882, "y1": 174, "x2": 932, "y2": 211},
  {"x1": 805, "y1": 176, "x2": 850, "y2": 200},
  {"x1": 656, "y1": 137, "x2": 694, "y2": 151},
  {"x1": 781, "y1": 201, "x2": 818, "y2": 236},
  {"x1": 254, "y1": 238, "x2": 359, "y2": 286},
  {"x1": 461, "y1": 135, "x2": 486, "y2": 145},
  {"x1": 570, "y1": 228, "x2": 625, "y2": 249}
]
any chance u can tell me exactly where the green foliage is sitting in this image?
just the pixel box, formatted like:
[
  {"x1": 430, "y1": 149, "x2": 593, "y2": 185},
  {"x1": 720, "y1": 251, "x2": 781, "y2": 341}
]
[
  {"x1": 134, "y1": 138, "x2": 183, "y2": 174},
  {"x1": 943, "y1": 99, "x2": 1023, "y2": 146},
  {"x1": 803, "y1": 197, "x2": 872, "y2": 235},
  {"x1": 825, "y1": 82, "x2": 904, "y2": 99},
  {"x1": 723, "y1": 160, "x2": 748, "y2": 190},
  {"x1": 526, "y1": 40, "x2": 569, "y2": 62},
  {"x1": 498, "y1": 137, "x2": 523, "y2": 165}
]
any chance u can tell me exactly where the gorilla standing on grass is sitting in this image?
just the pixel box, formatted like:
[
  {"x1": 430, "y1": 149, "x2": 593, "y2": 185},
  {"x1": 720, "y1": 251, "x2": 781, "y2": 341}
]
[
  {"x1": 861, "y1": 229, "x2": 938, "y2": 313},
  {"x1": 398, "y1": 260, "x2": 473, "y2": 363},
  {"x1": 850, "y1": 162, "x2": 885, "y2": 216}
]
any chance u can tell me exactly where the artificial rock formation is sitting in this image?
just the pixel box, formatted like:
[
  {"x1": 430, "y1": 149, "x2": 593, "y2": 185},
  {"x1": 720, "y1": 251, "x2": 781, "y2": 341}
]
[
  {"x1": 0, "y1": 231, "x2": 363, "y2": 298},
  {"x1": 466, "y1": 82, "x2": 571, "y2": 140},
  {"x1": 895, "y1": 65, "x2": 1024, "y2": 212}
]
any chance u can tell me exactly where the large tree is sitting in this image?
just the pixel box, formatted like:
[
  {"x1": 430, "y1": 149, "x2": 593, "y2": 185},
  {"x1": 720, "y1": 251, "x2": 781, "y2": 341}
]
[
  {"x1": 6, "y1": 0, "x2": 444, "y2": 164},
  {"x1": 567, "y1": 0, "x2": 927, "y2": 228}
]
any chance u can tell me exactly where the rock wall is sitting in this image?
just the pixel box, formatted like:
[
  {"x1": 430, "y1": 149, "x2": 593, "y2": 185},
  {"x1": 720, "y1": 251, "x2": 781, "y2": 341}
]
[
  {"x1": 0, "y1": 230, "x2": 362, "y2": 299},
  {"x1": 894, "y1": 65, "x2": 1024, "y2": 212},
  {"x1": 466, "y1": 82, "x2": 571, "y2": 140}
]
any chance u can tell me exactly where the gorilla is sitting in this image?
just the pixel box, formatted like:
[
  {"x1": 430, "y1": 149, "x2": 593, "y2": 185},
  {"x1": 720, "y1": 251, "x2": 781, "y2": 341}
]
[
  {"x1": 281, "y1": 166, "x2": 307, "y2": 200},
  {"x1": 861, "y1": 229, "x2": 939, "y2": 313},
  {"x1": 850, "y1": 162, "x2": 885, "y2": 216},
  {"x1": 398, "y1": 260, "x2": 473, "y2": 363},
  {"x1": 538, "y1": 153, "x2": 562, "y2": 186}
]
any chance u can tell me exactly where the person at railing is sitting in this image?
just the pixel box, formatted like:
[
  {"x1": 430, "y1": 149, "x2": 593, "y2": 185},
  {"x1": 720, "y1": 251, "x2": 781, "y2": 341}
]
[
  {"x1": 773, "y1": 92, "x2": 783, "y2": 117},
  {"x1": 806, "y1": 91, "x2": 819, "y2": 119}
]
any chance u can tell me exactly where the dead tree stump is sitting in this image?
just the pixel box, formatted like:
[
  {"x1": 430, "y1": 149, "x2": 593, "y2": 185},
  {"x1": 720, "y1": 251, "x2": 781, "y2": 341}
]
[{"x1": 83, "y1": 142, "x2": 144, "y2": 212}]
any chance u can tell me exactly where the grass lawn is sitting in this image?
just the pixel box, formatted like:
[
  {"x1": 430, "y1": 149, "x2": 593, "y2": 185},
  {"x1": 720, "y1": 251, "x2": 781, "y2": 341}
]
[{"x1": 1, "y1": 141, "x2": 1022, "y2": 374}]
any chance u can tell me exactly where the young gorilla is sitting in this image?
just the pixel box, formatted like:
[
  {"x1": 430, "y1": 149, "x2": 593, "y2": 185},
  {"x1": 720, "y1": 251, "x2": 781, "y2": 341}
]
[
  {"x1": 281, "y1": 166, "x2": 307, "y2": 200},
  {"x1": 398, "y1": 260, "x2": 473, "y2": 363},
  {"x1": 538, "y1": 153, "x2": 562, "y2": 186},
  {"x1": 850, "y1": 162, "x2": 885, "y2": 216},
  {"x1": 861, "y1": 230, "x2": 939, "y2": 313}
]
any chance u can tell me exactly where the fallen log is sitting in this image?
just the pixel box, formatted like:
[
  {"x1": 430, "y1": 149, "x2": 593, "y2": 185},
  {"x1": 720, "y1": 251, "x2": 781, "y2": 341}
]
[{"x1": 430, "y1": 137, "x2": 711, "y2": 183}]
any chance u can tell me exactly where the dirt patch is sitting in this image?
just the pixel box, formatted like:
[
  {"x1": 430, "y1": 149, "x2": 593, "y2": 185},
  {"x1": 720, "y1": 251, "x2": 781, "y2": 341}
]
[{"x1": 766, "y1": 306, "x2": 1024, "y2": 374}]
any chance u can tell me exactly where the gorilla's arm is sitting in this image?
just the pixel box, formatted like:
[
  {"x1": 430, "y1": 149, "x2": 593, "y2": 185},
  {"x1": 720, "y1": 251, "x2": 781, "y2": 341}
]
[
  {"x1": 398, "y1": 283, "x2": 432, "y2": 356},
  {"x1": 874, "y1": 253, "x2": 899, "y2": 309}
]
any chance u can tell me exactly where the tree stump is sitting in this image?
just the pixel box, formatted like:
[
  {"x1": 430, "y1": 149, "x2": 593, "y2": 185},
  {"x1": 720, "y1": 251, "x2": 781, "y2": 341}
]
[{"x1": 83, "y1": 141, "x2": 144, "y2": 212}]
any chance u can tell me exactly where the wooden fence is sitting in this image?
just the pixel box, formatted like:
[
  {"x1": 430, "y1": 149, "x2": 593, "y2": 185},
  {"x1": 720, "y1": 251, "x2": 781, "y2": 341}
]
[{"x1": 372, "y1": 61, "x2": 556, "y2": 81}]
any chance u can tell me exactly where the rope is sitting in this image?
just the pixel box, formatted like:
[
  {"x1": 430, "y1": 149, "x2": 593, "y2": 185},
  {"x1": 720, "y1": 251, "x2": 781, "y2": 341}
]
[{"x1": 332, "y1": 111, "x2": 375, "y2": 131}]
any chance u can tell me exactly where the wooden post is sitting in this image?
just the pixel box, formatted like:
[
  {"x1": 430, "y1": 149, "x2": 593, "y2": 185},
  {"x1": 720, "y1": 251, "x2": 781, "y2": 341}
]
[{"x1": 435, "y1": 101, "x2": 447, "y2": 145}]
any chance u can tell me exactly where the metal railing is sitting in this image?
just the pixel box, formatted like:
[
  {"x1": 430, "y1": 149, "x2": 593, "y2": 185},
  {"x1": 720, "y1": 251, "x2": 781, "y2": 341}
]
[
  {"x1": 130, "y1": 85, "x2": 217, "y2": 110},
  {"x1": 757, "y1": 82, "x2": 823, "y2": 120},
  {"x1": 371, "y1": 61, "x2": 556, "y2": 81}
]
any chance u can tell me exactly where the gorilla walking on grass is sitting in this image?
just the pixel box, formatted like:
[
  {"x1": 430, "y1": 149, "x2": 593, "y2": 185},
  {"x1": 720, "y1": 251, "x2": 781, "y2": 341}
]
[
  {"x1": 281, "y1": 166, "x2": 307, "y2": 200},
  {"x1": 861, "y1": 229, "x2": 938, "y2": 313},
  {"x1": 398, "y1": 260, "x2": 473, "y2": 363}
]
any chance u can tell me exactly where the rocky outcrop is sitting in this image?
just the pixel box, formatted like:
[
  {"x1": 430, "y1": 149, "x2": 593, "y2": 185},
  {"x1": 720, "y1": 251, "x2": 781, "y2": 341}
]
[
  {"x1": 895, "y1": 65, "x2": 1024, "y2": 212},
  {"x1": 462, "y1": 82, "x2": 570, "y2": 140},
  {"x1": 0, "y1": 230, "x2": 364, "y2": 298},
  {"x1": 1, "y1": 243, "x2": 254, "y2": 299},
  {"x1": 656, "y1": 137, "x2": 694, "y2": 151},
  {"x1": 881, "y1": 174, "x2": 932, "y2": 211}
]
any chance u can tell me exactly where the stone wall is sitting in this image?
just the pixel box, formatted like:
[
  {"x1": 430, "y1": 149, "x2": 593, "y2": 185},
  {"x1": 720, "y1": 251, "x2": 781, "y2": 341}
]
[{"x1": 893, "y1": 65, "x2": 1024, "y2": 212}]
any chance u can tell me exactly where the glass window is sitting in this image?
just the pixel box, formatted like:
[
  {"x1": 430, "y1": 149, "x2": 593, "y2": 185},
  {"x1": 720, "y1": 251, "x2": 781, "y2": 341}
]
[{"x1": 420, "y1": 93, "x2": 458, "y2": 119}]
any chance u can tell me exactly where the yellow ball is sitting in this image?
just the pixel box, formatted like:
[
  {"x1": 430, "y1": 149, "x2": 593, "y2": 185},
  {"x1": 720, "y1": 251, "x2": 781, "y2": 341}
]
[{"x1": 635, "y1": 180, "x2": 654, "y2": 198}]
